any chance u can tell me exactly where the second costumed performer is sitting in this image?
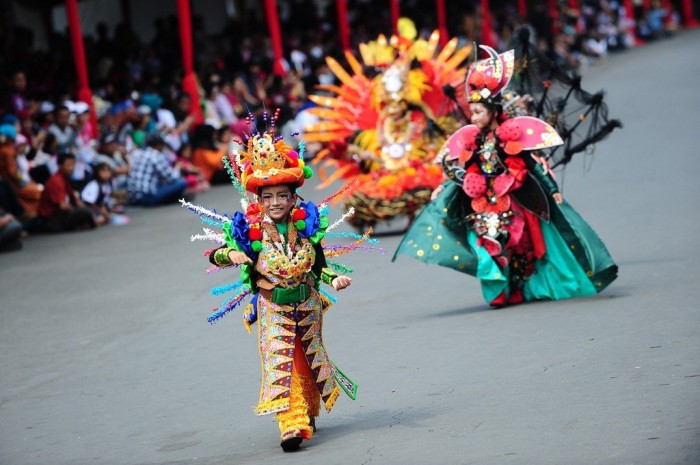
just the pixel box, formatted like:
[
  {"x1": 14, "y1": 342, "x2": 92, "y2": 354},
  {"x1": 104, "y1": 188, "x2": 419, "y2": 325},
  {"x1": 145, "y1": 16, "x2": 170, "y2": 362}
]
[
  {"x1": 183, "y1": 113, "x2": 379, "y2": 452},
  {"x1": 394, "y1": 46, "x2": 617, "y2": 307}
]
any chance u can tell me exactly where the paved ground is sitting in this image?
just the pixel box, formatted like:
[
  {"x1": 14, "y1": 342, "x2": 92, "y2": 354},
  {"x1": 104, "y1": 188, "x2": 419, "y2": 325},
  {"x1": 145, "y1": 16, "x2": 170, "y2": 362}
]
[{"x1": 2, "y1": 30, "x2": 699, "y2": 465}]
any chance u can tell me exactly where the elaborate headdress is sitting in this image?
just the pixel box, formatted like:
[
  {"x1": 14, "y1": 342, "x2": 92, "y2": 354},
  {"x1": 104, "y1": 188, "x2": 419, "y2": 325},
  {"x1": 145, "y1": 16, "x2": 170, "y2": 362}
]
[
  {"x1": 466, "y1": 45, "x2": 515, "y2": 105},
  {"x1": 236, "y1": 110, "x2": 314, "y2": 194}
]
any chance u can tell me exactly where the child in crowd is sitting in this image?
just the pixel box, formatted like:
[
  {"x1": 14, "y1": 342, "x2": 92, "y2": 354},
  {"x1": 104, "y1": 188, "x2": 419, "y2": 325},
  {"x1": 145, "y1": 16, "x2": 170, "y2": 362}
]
[
  {"x1": 174, "y1": 143, "x2": 209, "y2": 194},
  {"x1": 81, "y1": 162, "x2": 114, "y2": 226}
]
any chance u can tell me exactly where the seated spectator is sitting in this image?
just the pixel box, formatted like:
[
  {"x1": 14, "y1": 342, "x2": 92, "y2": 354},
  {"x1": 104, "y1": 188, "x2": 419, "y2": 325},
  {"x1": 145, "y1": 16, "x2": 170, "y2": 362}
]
[
  {"x1": 81, "y1": 162, "x2": 114, "y2": 226},
  {"x1": 191, "y1": 124, "x2": 228, "y2": 184},
  {"x1": 94, "y1": 132, "x2": 129, "y2": 203},
  {"x1": 0, "y1": 176, "x2": 25, "y2": 219},
  {"x1": 175, "y1": 143, "x2": 209, "y2": 194},
  {"x1": 47, "y1": 105, "x2": 78, "y2": 154},
  {"x1": 38, "y1": 152, "x2": 95, "y2": 232},
  {"x1": 28, "y1": 132, "x2": 58, "y2": 185},
  {"x1": 0, "y1": 124, "x2": 42, "y2": 220},
  {"x1": 0, "y1": 208, "x2": 23, "y2": 252},
  {"x1": 71, "y1": 102, "x2": 98, "y2": 190},
  {"x1": 127, "y1": 133, "x2": 187, "y2": 206},
  {"x1": 120, "y1": 105, "x2": 152, "y2": 150}
]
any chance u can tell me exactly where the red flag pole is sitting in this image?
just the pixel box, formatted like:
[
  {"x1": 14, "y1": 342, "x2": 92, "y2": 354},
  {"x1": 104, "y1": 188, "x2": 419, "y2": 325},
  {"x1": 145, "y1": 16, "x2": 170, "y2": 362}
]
[
  {"x1": 263, "y1": 0, "x2": 286, "y2": 76},
  {"x1": 65, "y1": 0, "x2": 97, "y2": 138},
  {"x1": 681, "y1": 0, "x2": 699, "y2": 27},
  {"x1": 390, "y1": 0, "x2": 399, "y2": 35},
  {"x1": 623, "y1": 0, "x2": 643, "y2": 45},
  {"x1": 480, "y1": 0, "x2": 496, "y2": 48},
  {"x1": 436, "y1": 0, "x2": 448, "y2": 46},
  {"x1": 548, "y1": 0, "x2": 561, "y2": 34},
  {"x1": 661, "y1": 0, "x2": 673, "y2": 26},
  {"x1": 517, "y1": 0, "x2": 527, "y2": 18},
  {"x1": 337, "y1": 0, "x2": 351, "y2": 51},
  {"x1": 177, "y1": 0, "x2": 203, "y2": 124}
]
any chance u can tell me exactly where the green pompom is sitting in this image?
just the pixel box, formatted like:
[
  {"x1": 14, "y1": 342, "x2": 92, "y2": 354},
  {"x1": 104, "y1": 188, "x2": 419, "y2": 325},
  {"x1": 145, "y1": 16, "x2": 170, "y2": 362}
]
[
  {"x1": 251, "y1": 241, "x2": 262, "y2": 252},
  {"x1": 296, "y1": 220, "x2": 307, "y2": 230},
  {"x1": 303, "y1": 165, "x2": 313, "y2": 179}
]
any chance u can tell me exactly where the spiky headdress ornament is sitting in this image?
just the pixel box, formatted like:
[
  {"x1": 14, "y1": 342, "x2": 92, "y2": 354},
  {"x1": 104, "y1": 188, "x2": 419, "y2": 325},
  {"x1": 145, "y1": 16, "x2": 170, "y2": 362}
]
[{"x1": 235, "y1": 109, "x2": 314, "y2": 194}]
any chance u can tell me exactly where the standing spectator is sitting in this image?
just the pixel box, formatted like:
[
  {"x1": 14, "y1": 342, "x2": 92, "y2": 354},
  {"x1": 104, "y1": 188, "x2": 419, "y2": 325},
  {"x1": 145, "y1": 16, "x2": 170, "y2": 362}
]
[
  {"x1": 127, "y1": 133, "x2": 187, "y2": 206},
  {"x1": 5, "y1": 70, "x2": 31, "y2": 121},
  {"x1": 47, "y1": 105, "x2": 78, "y2": 153},
  {"x1": 38, "y1": 152, "x2": 95, "y2": 232}
]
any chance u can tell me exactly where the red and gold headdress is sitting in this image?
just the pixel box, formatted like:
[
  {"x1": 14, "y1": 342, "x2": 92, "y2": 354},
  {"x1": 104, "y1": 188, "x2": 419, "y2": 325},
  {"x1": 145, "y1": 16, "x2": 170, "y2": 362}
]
[
  {"x1": 236, "y1": 111, "x2": 313, "y2": 194},
  {"x1": 466, "y1": 45, "x2": 515, "y2": 104}
]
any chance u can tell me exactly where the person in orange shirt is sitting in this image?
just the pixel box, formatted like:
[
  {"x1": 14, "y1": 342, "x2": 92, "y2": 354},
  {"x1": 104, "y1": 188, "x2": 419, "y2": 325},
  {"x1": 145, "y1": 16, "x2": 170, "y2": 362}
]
[
  {"x1": 190, "y1": 124, "x2": 229, "y2": 184},
  {"x1": 0, "y1": 125, "x2": 42, "y2": 220}
]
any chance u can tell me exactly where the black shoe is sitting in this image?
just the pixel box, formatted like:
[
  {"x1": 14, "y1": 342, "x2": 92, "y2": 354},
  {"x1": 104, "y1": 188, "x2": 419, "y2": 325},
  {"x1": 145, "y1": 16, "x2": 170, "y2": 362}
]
[
  {"x1": 280, "y1": 434, "x2": 302, "y2": 452},
  {"x1": 309, "y1": 416, "x2": 316, "y2": 432}
]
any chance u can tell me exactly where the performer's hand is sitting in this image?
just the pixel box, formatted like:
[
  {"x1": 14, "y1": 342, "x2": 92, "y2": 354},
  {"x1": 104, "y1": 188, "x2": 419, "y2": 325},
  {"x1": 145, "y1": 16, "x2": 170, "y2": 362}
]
[
  {"x1": 431, "y1": 185, "x2": 444, "y2": 201},
  {"x1": 552, "y1": 193, "x2": 563, "y2": 204},
  {"x1": 228, "y1": 250, "x2": 253, "y2": 265},
  {"x1": 332, "y1": 276, "x2": 352, "y2": 291}
]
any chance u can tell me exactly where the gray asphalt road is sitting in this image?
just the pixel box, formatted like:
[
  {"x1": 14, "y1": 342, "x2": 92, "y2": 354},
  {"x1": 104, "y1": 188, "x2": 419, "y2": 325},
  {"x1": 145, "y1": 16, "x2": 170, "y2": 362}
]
[{"x1": 2, "y1": 31, "x2": 699, "y2": 465}]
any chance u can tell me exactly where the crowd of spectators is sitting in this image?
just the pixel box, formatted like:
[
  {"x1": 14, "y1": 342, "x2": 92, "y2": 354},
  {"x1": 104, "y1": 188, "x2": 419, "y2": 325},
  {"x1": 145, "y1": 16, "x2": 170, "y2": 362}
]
[{"x1": 0, "y1": 0, "x2": 688, "y2": 253}]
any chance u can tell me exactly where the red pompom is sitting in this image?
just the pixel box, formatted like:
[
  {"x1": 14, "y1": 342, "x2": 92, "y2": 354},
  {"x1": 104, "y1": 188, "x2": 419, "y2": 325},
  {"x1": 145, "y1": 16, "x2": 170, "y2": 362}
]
[
  {"x1": 292, "y1": 209, "x2": 307, "y2": 221},
  {"x1": 249, "y1": 228, "x2": 263, "y2": 241}
]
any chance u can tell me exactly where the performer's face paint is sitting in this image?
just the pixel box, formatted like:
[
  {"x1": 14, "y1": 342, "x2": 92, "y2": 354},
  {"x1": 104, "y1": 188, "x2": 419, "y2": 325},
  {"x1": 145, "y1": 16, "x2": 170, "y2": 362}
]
[
  {"x1": 469, "y1": 103, "x2": 497, "y2": 131},
  {"x1": 259, "y1": 185, "x2": 296, "y2": 223}
]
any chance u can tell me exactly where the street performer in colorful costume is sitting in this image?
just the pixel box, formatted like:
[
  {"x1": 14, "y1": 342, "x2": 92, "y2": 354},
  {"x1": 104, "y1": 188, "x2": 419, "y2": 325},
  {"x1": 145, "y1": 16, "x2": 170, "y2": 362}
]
[
  {"x1": 182, "y1": 110, "x2": 380, "y2": 451},
  {"x1": 394, "y1": 46, "x2": 617, "y2": 307},
  {"x1": 304, "y1": 18, "x2": 469, "y2": 229}
]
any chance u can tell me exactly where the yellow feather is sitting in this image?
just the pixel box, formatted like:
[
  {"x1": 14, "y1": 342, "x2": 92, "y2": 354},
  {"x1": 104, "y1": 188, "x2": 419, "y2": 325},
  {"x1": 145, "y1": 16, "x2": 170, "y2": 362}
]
[
  {"x1": 316, "y1": 164, "x2": 354, "y2": 190},
  {"x1": 359, "y1": 43, "x2": 373, "y2": 66},
  {"x1": 302, "y1": 131, "x2": 350, "y2": 143},
  {"x1": 315, "y1": 84, "x2": 361, "y2": 104},
  {"x1": 444, "y1": 44, "x2": 472, "y2": 71},
  {"x1": 308, "y1": 94, "x2": 345, "y2": 109},
  {"x1": 425, "y1": 30, "x2": 440, "y2": 58},
  {"x1": 326, "y1": 57, "x2": 360, "y2": 91},
  {"x1": 306, "y1": 108, "x2": 349, "y2": 120},
  {"x1": 355, "y1": 129, "x2": 379, "y2": 153},
  {"x1": 435, "y1": 37, "x2": 458, "y2": 64},
  {"x1": 344, "y1": 51, "x2": 365, "y2": 77}
]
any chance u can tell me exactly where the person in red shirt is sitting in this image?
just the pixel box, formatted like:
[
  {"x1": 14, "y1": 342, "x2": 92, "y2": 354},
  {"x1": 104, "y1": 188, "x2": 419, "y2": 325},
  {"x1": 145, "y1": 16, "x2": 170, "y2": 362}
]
[{"x1": 38, "y1": 152, "x2": 95, "y2": 232}]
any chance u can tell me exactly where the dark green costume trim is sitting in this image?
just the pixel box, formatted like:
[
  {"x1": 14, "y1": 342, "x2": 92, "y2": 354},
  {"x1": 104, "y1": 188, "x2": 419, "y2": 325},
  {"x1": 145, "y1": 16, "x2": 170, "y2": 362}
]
[
  {"x1": 393, "y1": 181, "x2": 617, "y2": 297},
  {"x1": 321, "y1": 267, "x2": 340, "y2": 286}
]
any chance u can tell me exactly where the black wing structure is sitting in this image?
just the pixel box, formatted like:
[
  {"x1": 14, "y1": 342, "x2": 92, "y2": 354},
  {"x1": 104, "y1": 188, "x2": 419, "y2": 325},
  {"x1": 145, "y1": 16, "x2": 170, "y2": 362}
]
[{"x1": 506, "y1": 27, "x2": 622, "y2": 169}]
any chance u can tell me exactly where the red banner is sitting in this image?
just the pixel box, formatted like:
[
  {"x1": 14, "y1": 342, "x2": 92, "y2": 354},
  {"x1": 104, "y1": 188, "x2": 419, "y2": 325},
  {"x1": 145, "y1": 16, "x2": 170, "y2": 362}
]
[
  {"x1": 337, "y1": 0, "x2": 351, "y2": 51},
  {"x1": 177, "y1": 0, "x2": 203, "y2": 124},
  {"x1": 65, "y1": 0, "x2": 97, "y2": 137},
  {"x1": 263, "y1": 0, "x2": 286, "y2": 75},
  {"x1": 390, "y1": 0, "x2": 399, "y2": 35}
]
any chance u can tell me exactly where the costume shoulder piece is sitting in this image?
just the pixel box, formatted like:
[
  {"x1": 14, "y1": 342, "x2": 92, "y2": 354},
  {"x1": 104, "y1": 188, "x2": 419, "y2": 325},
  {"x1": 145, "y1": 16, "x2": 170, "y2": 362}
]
[{"x1": 181, "y1": 110, "x2": 384, "y2": 326}]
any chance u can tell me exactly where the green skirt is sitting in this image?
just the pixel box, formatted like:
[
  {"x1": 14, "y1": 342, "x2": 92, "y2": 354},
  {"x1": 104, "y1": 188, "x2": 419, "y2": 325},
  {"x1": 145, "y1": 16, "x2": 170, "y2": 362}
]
[{"x1": 393, "y1": 183, "x2": 618, "y2": 304}]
